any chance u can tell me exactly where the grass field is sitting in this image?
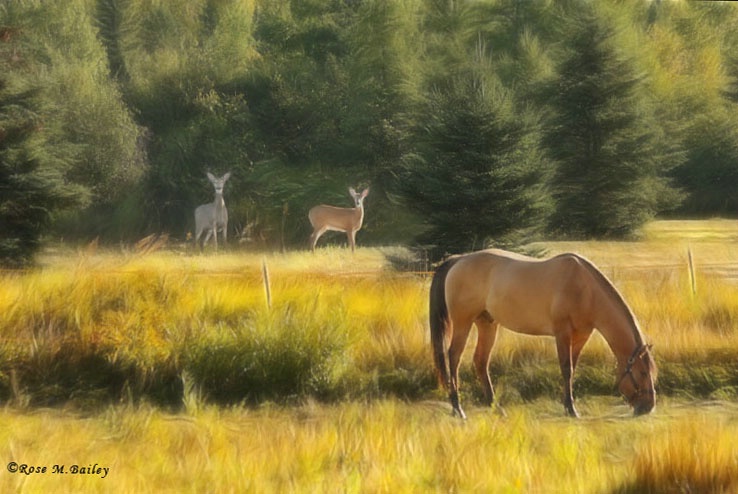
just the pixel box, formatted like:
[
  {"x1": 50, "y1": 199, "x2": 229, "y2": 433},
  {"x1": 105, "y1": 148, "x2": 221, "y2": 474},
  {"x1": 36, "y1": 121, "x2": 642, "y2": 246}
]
[{"x1": 2, "y1": 220, "x2": 738, "y2": 492}]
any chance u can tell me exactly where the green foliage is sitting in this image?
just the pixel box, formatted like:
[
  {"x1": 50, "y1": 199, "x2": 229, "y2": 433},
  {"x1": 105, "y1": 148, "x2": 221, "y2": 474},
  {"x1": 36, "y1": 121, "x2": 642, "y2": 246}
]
[
  {"x1": 246, "y1": 1, "x2": 350, "y2": 167},
  {"x1": 5, "y1": 0, "x2": 738, "y2": 257},
  {"x1": 673, "y1": 113, "x2": 738, "y2": 215},
  {"x1": 33, "y1": 1, "x2": 144, "y2": 200},
  {"x1": 0, "y1": 94, "x2": 48, "y2": 266},
  {"x1": 642, "y1": 0, "x2": 738, "y2": 218},
  {"x1": 401, "y1": 73, "x2": 552, "y2": 259},
  {"x1": 465, "y1": 0, "x2": 558, "y2": 91},
  {"x1": 0, "y1": 0, "x2": 147, "y2": 248},
  {"x1": 184, "y1": 312, "x2": 349, "y2": 404},
  {"x1": 0, "y1": 10, "x2": 86, "y2": 267},
  {"x1": 544, "y1": 3, "x2": 683, "y2": 238}
]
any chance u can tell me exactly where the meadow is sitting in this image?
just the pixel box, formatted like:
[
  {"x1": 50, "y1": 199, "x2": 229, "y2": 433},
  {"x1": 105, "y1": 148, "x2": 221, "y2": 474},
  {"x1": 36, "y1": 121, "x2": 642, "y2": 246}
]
[{"x1": 2, "y1": 220, "x2": 738, "y2": 493}]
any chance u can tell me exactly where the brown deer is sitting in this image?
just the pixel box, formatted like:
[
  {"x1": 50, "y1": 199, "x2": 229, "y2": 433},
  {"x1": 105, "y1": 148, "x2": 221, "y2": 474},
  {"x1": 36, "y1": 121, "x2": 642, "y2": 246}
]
[{"x1": 308, "y1": 187, "x2": 369, "y2": 252}]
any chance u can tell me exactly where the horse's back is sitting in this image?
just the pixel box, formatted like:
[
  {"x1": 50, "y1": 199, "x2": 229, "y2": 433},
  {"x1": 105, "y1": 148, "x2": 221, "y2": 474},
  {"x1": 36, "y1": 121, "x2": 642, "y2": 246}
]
[{"x1": 445, "y1": 250, "x2": 591, "y2": 335}]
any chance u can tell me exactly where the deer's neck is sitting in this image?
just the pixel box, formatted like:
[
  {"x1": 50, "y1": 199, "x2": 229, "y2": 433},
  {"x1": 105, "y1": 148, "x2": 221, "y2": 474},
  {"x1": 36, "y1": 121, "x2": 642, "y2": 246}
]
[
  {"x1": 354, "y1": 204, "x2": 364, "y2": 228},
  {"x1": 213, "y1": 193, "x2": 226, "y2": 219}
]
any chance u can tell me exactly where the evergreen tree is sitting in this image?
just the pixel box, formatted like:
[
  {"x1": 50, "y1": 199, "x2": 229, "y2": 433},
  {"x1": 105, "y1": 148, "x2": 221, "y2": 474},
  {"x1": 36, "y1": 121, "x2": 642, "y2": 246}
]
[
  {"x1": 400, "y1": 72, "x2": 551, "y2": 260},
  {"x1": 2, "y1": 1, "x2": 148, "y2": 240},
  {"x1": 673, "y1": 113, "x2": 738, "y2": 215},
  {"x1": 545, "y1": 4, "x2": 682, "y2": 238},
  {"x1": 726, "y1": 55, "x2": 738, "y2": 105},
  {"x1": 0, "y1": 22, "x2": 83, "y2": 267}
]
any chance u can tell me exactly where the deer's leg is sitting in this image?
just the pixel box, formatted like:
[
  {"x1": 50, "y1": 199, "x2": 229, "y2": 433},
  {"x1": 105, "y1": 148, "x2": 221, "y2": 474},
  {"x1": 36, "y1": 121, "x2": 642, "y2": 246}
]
[
  {"x1": 221, "y1": 221, "x2": 227, "y2": 249},
  {"x1": 310, "y1": 227, "x2": 327, "y2": 251},
  {"x1": 195, "y1": 229, "x2": 203, "y2": 252},
  {"x1": 202, "y1": 228, "x2": 213, "y2": 249},
  {"x1": 347, "y1": 230, "x2": 356, "y2": 252},
  {"x1": 473, "y1": 315, "x2": 499, "y2": 408},
  {"x1": 447, "y1": 315, "x2": 473, "y2": 419},
  {"x1": 212, "y1": 226, "x2": 218, "y2": 252}
]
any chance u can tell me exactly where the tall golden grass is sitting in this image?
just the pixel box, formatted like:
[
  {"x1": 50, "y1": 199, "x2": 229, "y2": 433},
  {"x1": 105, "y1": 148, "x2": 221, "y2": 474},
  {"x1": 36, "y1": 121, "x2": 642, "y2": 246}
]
[
  {"x1": 619, "y1": 405, "x2": 738, "y2": 493},
  {"x1": 0, "y1": 247, "x2": 435, "y2": 407},
  {"x1": 3, "y1": 229, "x2": 738, "y2": 405},
  {"x1": 2, "y1": 399, "x2": 737, "y2": 493}
]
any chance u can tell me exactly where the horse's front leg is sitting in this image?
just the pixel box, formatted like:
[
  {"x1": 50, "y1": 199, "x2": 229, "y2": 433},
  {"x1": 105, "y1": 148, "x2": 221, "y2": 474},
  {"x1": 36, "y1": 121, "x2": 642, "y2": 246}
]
[{"x1": 555, "y1": 332, "x2": 579, "y2": 418}]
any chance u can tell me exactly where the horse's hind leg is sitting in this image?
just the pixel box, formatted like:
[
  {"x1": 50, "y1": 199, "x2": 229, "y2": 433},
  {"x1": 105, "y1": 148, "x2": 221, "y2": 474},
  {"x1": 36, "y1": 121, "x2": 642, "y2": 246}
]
[
  {"x1": 473, "y1": 316, "x2": 498, "y2": 408},
  {"x1": 447, "y1": 317, "x2": 473, "y2": 419}
]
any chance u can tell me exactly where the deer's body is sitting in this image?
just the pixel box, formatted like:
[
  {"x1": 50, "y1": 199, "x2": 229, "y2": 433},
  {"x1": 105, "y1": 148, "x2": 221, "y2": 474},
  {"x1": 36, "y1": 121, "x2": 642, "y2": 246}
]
[
  {"x1": 194, "y1": 172, "x2": 231, "y2": 251},
  {"x1": 309, "y1": 187, "x2": 369, "y2": 252}
]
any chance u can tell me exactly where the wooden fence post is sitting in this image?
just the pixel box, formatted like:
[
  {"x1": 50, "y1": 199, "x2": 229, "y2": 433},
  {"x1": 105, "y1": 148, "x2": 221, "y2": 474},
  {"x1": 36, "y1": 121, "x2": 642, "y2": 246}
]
[
  {"x1": 262, "y1": 258, "x2": 272, "y2": 309},
  {"x1": 687, "y1": 247, "x2": 697, "y2": 297}
]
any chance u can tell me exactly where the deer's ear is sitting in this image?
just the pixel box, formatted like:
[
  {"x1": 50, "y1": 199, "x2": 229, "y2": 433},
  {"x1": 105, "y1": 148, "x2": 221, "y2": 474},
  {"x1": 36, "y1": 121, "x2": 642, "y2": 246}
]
[
  {"x1": 207, "y1": 172, "x2": 216, "y2": 182},
  {"x1": 349, "y1": 187, "x2": 357, "y2": 196},
  {"x1": 223, "y1": 172, "x2": 231, "y2": 181},
  {"x1": 361, "y1": 188, "x2": 369, "y2": 198}
]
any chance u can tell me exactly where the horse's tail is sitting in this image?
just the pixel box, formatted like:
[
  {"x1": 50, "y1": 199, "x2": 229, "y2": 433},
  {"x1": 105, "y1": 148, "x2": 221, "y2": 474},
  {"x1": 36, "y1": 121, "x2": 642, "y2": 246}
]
[{"x1": 429, "y1": 256, "x2": 461, "y2": 390}]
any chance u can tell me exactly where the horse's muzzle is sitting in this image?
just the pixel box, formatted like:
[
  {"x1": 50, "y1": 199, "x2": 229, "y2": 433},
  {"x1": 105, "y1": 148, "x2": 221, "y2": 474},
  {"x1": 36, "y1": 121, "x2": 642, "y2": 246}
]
[{"x1": 633, "y1": 400, "x2": 655, "y2": 416}]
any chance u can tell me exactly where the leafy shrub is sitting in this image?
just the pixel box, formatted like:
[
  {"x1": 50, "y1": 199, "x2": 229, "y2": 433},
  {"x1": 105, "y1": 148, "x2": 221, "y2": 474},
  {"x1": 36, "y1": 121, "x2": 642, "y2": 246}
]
[{"x1": 184, "y1": 310, "x2": 350, "y2": 404}]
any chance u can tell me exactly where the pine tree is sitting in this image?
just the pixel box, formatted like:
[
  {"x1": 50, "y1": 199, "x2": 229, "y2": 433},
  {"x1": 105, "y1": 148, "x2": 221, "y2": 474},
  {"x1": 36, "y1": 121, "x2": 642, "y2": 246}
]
[
  {"x1": 726, "y1": 54, "x2": 738, "y2": 105},
  {"x1": 545, "y1": 3, "x2": 682, "y2": 238},
  {"x1": 0, "y1": 23, "x2": 82, "y2": 267},
  {"x1": 400, "y1": 72, "x2": 551, "y2": 260}
]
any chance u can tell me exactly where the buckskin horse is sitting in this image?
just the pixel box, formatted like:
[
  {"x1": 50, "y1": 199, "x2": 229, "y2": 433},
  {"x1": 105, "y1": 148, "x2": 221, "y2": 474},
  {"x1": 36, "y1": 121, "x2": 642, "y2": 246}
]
[{"x1": 429, "y1": 249, "x2": 656, "y2": 418}]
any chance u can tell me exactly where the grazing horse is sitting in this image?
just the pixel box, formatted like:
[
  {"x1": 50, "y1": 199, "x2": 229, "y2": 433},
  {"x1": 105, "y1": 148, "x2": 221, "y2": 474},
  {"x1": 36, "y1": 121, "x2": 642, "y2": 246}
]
[{"x1": 429, "y1": 249, "x2": 657, "y2": 418}]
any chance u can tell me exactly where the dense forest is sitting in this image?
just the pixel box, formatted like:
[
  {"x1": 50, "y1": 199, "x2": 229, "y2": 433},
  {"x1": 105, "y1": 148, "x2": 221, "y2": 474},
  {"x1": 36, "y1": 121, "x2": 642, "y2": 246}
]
[{"x1": 2, "y1": 0, "x2": 738, "y2": 266}]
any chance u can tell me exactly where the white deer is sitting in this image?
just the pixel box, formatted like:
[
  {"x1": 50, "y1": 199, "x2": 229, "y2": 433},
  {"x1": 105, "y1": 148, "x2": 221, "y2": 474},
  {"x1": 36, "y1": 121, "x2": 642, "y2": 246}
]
[
  {"x1": 308, "y1": 187, "x2": 370, "y2": 252},
  {"x1": 194, "y1": 172, "x2": 231, "y2": 251}
]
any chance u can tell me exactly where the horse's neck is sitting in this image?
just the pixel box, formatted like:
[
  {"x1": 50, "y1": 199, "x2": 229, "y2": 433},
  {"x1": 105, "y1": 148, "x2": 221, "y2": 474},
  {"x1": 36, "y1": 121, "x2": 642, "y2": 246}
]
[{"x1": 591, "y1": 278, "x2": 642, "y2": 367}]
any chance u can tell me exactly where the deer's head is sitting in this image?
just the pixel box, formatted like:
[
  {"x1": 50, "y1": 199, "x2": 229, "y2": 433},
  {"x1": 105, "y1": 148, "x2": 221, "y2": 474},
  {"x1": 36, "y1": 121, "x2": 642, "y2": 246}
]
[
  {"x1": 348, "y1": 187, "x2": 369, "y2": 208},
  {"x1": 207, "y1": 172, "x2": 231, "y2": 195}
]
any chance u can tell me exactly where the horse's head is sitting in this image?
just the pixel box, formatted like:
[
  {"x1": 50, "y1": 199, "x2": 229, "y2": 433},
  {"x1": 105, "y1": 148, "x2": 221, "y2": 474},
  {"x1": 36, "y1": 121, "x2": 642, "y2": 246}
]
[{"x1": 617, "y1": 344, "x2": 657, "y2": 416}]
